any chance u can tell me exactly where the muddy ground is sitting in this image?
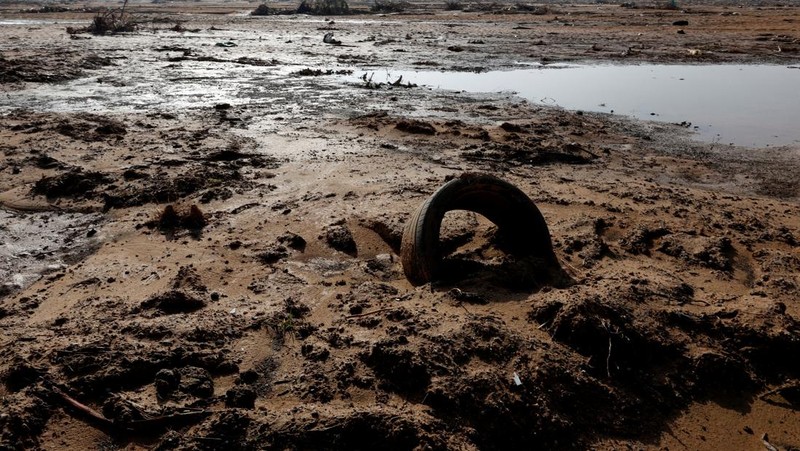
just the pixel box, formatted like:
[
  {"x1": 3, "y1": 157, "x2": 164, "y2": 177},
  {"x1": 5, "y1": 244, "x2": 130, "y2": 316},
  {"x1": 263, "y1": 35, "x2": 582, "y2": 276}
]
[{"x1": 1, "y1": 1, "x2": 800, "y2": 450}]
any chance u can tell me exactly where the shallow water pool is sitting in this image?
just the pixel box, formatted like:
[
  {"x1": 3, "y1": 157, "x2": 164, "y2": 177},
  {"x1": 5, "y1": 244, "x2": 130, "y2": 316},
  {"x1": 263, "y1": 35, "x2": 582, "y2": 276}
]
[{"x1": 363, "y1": 64, "x2": 800, "y2": 148}]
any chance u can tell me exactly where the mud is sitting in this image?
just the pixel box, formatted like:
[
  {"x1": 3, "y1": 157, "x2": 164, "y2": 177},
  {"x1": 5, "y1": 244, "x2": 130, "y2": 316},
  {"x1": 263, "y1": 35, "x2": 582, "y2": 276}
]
[{"x1": 1, "y1": 1, "x2": 800, "y2": 450}]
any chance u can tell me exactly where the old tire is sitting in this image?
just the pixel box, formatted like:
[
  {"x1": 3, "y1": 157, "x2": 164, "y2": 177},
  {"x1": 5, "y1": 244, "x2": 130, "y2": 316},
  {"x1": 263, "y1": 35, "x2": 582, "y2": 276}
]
[{"x1": 400, "y1": 173, "x2": 557, "y2": 286}]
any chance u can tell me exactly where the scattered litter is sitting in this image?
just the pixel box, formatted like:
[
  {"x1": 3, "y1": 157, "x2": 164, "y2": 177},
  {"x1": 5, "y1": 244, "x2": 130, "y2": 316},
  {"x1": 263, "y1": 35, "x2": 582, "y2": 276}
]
[{"x1": 513, "y1": 372, "x2": 522, "y2": 386}]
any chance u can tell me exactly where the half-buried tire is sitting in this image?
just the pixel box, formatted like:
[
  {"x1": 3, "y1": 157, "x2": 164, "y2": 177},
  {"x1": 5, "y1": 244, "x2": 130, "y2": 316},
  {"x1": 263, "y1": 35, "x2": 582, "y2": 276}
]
[{"x1": 400, "y1": 173, "x2": 558, "y2": 286}]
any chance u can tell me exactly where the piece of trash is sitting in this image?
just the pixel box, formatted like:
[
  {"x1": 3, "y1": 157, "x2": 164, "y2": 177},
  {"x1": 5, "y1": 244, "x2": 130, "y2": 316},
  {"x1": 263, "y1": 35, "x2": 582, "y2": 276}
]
[
  {"x1": 513, "y1": 372, "x2": 522, "y2": 386},
  {"x1": 216, "y1": 41, "x2": 237, "y2": 48},
  {"x1": 400, "y1": 173, "x2": 559, "y2": 286},
  {"x1": 230, "y1": 308, "x2": 237, "y2": 315},
  {"x1": 762, "y1": 433, "x2": 779, "y2": 451},
  {"x1": 323, "y1": 32, "x2": 341, "y2": 45}
]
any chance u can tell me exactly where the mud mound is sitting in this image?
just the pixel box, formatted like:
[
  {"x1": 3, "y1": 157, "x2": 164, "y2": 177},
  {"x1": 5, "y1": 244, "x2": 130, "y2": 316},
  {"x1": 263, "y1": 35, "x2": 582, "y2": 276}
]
[
  {"x1": 55, "y1": 114, "x2": 127, "y2": 142},
  {"x1": 324, "y1": 221, "x2": 358, "y2": 256},
  {"x1": 105, "y1": 165, "x2": 244, "y2": 209},
  {"x1": 462, "y1": 141, "x2": 595, "y2": 167},
  {"x1": 531, "y1": 295, "x2": 675, "y2": 380},
  {"x1": 0, "y1": 53, "x2": 113, "y2": 84},
  {"x1": 49, "y1": 340, "x2": 238, "y2": 398},
  {"x1": 32, "y1": 168, "x2": 111, "y2": 199},
  {"x1": 137, "y1": 267, "x2": 210, "y2": 314},
  {"x1": 154, "y1": 366, "x2": 214, "y2": 400},
  {"x1": 264, "y1": 410, "x2": 442, "y2": 451},
  {"x1": 0, "y1": 389, "x2": 50, "y2": 450},
  {"x1": 139, "y1": 291, "x2": 207, "y2": 314}
]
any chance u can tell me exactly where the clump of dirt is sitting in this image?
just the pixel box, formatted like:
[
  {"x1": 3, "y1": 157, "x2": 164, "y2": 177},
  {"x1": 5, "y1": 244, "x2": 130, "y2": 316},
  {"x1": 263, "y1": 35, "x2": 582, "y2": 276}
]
[
  {"x1": 531, "y1": 295, "x2": 675, "y2": 380},
  {"x1": 250, "y1": 4, "x2": 273, "y2": 15},
  {"x1": 105, "y1": 165, "x2": 244, "y2": 209},
  {"x1": 154, "y1": 366, "x2": 214, "y2": 400},
  {"x1": 362, "y1": 338, "x2": 431, "y2": 395},
  {"x1": 136, "y1": 266, "x2": 210, "y2": 314},
  {"x1": 0, "y1": 389, "x2": 51, "y2": 450},
  {"x1": 32, "y1": 168, "x2": 111, "y2": 199},
  {"x1": 395, "y1": 119, "x2": 437, "y2": 135},
  {"x1": 55, "y1": 114, "x2": 127, "y2": 142},
  {"x1": 0, "y1": 53, "x2": 114, "y2": 84},
  {"x1": 277, "y1": 232, "x2": 307, "y2": 251},
  {"x1": 149, "y1": 204, "x2": 207, "y2": 232},
  {"x1": 256, "y1": 244, "x2": 290, "y2": 264},
  {"x1": 324, "y1": 221, "x2": 358, "y2": 256}
]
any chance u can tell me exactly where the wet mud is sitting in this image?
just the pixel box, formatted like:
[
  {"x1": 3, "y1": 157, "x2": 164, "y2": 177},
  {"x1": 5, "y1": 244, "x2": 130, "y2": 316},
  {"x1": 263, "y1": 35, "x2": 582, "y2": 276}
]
[{"x1": 1, "y1": 1, "x2": 800, "y2": 450}]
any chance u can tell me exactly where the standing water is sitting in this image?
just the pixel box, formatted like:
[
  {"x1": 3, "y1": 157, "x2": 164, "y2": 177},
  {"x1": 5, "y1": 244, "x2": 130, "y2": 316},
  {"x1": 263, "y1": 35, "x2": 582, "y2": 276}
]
[{"x1": 364, "y1": 64, "x2": 800, "y2": 148}]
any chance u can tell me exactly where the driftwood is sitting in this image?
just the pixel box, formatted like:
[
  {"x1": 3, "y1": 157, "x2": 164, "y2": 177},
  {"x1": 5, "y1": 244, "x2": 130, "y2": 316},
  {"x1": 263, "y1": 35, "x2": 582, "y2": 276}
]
[{"x1": 43, "y1": 383, "x2": 210, "y2": 434}]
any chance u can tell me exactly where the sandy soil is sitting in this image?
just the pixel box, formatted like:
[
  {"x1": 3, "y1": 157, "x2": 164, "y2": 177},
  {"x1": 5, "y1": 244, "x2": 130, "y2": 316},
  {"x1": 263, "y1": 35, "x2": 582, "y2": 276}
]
[{"x1": 1, "y1": 1, "x2": 799, "y2": 450}]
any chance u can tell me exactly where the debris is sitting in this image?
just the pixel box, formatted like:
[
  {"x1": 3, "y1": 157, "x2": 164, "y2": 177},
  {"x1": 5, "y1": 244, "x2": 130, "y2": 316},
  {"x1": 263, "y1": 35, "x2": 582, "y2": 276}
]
[
  {"x1": 183, "y1": 205, "x2": 206, "y2": 230},
  {"x1": 298, "y1": 0, "x2": 350, "y2": 15},
  {"x1": 324, "y1": 222, "x2": 357, "y2": 256},
  {"x1": 762, "y1": 433, "x2": 779, "y2": 451},
  {"x1": 323, "y1": 32, "x2": 342, "y2": 45},
  {"x1": 400, "y1": 173, "x2": 559, "y2": 285},
  {"x1": 44, "y1": 382, "x2": 209, "y2": 433},
  {"x1": 759, "y1": 380, "x2": 800, "y2": 408},
  {"x1": 250, "y1": 4, "x2": 272, "y2": 15},
  {"x1": 512, "y1": 372, "x2": 522, "y2": 386},
  {"x1": 78, "y1": 0, "x2": 136, "y2": 35},
  {"x1": 152, "y1": 204, "x2": 207, "y2": 232}
]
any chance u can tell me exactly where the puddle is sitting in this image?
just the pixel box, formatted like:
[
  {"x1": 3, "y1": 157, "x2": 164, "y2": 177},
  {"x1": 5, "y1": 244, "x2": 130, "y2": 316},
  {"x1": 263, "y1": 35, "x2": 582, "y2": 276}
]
[
  {"x1": 0, "y1": 19, "x2": 85, "y2": 25},
  {"x1": 0, "y1": 209, "x2": 103, "y2": 297},
  {"x1": 0, "y1": 60, "x2": 346, "y2": 114},
  {"x1": 357, "y1": 64, "x2": 800, "y2": 147}
]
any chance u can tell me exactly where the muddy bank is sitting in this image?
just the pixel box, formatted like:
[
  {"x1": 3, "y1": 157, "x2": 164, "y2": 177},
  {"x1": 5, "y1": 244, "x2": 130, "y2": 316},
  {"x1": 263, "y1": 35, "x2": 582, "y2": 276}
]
[{"x1": 1, "y1": 2, "x2": 800, "y2": 450}]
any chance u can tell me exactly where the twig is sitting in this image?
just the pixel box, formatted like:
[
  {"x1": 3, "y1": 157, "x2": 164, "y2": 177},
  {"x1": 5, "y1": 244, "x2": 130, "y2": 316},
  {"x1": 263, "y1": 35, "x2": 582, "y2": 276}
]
[
  {"x1": 120, "y1": 0, "x2": 129, "y2": 20},
  {"x1": 127, "y1": 410, "x2": 210, "y2": 430},
  {"x1": 759, "y1": 380, "x2": 800, "y2": 400},
  {"x1": 46, "y1": 383, "x2": 210, "y2": 433},
  {"x1": 346, "y1": 307, "x2": 393, "y2": 319},
  {"x1": 762, "y1": 433, "x2": 779, "y2": 451},
  {"x1": 48, "y1": 385, "x2": 114, "y2": 430},
  {"x1": 606, "y1": 335, "x2": 613, "y2": 379}
]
